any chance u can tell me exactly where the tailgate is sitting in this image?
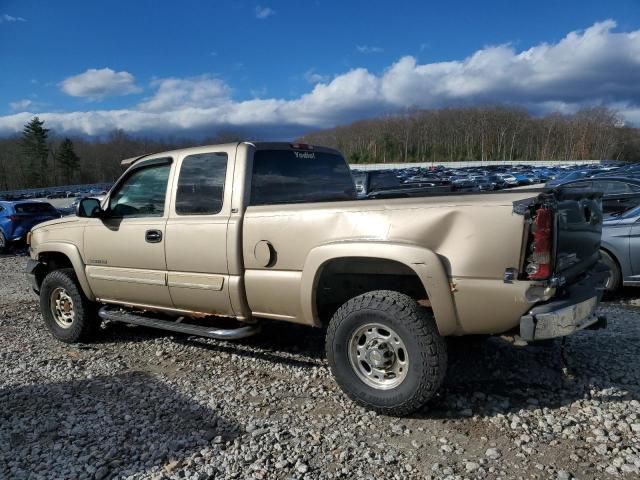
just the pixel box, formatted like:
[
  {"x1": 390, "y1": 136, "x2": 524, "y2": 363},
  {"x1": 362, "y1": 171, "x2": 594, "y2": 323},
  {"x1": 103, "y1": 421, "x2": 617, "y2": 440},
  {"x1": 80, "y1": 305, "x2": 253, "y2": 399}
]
[{"x1": 553, "y1": 189, "x2": 603, "y2": 282}]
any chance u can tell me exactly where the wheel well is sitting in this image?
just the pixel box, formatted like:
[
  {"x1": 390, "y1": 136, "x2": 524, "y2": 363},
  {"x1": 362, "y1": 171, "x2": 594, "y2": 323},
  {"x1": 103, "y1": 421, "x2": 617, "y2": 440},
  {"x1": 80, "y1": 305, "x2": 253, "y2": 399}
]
[
  {"x1": 600, "y1": 247, "x2": 622, "y2": 277},
  {"x1": 315, "y1": 257, "x2": 428, "y2": 325},
  {"x1": 35, "y1": 252, "x2": 74, "y2": 287}
]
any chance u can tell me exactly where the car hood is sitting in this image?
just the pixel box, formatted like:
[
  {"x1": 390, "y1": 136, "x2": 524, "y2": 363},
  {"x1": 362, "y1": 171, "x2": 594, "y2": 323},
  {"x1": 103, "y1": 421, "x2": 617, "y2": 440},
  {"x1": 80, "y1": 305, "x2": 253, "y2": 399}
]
[{"x1": 31, "y1": 216, "x2": 82, "y2": 231}]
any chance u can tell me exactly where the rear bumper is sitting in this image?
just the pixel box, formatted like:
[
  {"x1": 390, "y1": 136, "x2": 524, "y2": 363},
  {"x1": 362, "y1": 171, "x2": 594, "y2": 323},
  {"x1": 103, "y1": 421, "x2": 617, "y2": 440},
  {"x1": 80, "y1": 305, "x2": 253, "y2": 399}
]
[{"x1": 519, "y1": 263, "x2": 609, "y2": 341}]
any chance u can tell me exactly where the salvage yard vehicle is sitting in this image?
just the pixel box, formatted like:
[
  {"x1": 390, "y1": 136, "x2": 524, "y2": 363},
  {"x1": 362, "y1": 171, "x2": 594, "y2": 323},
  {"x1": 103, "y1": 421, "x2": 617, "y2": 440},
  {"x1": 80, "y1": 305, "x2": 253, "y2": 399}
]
[
  {"x1": 600, "y1": 205, "x2": 640, "y2": 293},
  {"x1": 26, "y1": 142, "x2": 608, "y2": 416},
  {"x1": 0, "y1": 200, "x2": 60, "y2": 253},
  {"x1": 556, "y1": 177, "x2": 640, "y2": 215}
]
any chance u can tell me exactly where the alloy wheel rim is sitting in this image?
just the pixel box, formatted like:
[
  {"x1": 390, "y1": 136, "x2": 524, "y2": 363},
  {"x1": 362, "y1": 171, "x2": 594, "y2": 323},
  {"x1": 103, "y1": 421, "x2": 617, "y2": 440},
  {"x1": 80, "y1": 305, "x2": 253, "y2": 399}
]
[
  {"x1": 50, "y1": 287, "x2": 75, "y2": 329},
  {"x1": 348, "y1": 323, "x2": 409, "y2": 390}
]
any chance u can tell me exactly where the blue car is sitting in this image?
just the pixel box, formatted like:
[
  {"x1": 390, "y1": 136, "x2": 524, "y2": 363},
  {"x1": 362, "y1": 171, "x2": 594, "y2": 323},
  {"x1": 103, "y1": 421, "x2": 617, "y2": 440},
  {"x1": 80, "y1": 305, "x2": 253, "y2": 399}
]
[{"x1": 0, "y1": 201, "x2": 60, "y2": 252}]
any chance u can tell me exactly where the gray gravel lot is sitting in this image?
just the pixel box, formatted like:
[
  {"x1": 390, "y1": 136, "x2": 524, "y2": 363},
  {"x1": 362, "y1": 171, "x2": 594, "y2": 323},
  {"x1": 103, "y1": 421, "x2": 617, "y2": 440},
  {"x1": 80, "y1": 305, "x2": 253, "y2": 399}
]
[{"x1": 1, "y1": 254, "x2": 639, "y2": 480}]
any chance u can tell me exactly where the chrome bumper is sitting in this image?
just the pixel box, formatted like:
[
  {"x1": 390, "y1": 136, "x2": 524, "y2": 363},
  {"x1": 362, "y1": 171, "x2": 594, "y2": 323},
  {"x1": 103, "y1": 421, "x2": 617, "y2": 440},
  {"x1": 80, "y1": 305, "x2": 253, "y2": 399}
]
[
  {"x1": 520, "y1": 296, "x2": 599, "y2": 341},
  {"x1": 520, "y1": 264, "x2": 608, "y2": 341}
]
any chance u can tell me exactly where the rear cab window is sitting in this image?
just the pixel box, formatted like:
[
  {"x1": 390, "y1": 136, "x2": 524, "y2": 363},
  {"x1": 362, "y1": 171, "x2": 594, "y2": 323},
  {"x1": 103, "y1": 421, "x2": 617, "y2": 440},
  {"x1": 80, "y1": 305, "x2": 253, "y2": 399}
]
[{"x1": 249, "y1": 149, "x2": 356, "y2": 206}]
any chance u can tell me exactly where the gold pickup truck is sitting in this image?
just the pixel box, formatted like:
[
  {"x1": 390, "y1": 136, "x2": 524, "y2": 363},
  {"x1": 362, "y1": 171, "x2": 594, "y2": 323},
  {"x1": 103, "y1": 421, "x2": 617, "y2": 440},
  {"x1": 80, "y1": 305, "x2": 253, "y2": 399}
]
[{"x1": 25, "y1": 142, "x2": 608, "y2": 415}]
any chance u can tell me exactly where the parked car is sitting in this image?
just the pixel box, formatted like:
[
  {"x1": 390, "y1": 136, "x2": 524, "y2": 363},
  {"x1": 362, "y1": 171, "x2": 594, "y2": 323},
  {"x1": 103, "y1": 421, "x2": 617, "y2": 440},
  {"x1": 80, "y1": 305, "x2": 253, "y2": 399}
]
[
  {"x1": 451, "y1": 176, "x2": 479, "y2": 191},
  {"x1": 500, "y1": 174, "x2": 519, "y2": 187},
  {"x1": 554, "y1": 177, "x2": 640, "y2": 215},
  {"x1": 27, "y1": 142, "x2": 608, "y2": 416},
  {"x1": 514, "y1": 173, "x2": 535, "y2": 186},
  {"x1": 472, "y1": 176, "x2": 496, "y2": 191},
  {"x1": 600, "y1": 205, "x2": 640, "y2": 293},
  {"x1": 0, "y1": 201, "x2": 60, "y2": 252}
]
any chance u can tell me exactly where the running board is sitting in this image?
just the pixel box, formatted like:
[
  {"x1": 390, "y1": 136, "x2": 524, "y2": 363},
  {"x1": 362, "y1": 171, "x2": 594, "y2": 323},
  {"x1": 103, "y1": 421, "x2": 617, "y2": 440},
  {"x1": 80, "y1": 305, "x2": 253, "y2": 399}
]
[{"x1": 98, "y1": 306, "x2": 260, "y2": 340}]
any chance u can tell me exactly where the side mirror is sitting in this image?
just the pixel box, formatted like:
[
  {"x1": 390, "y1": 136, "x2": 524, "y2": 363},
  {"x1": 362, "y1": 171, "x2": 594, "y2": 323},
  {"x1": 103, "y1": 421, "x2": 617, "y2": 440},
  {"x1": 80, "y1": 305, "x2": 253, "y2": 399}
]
[{"x1": 77, "y1": 198, "x2": 103, "y2": 218}]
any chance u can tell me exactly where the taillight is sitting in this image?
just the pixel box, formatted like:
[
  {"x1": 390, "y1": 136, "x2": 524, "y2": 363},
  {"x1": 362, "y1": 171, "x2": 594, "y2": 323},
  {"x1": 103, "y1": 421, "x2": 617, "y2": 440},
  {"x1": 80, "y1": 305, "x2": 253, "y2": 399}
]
[
  {"x1": 526, "y1": 207, "x2": 553, "y2": 280},
  {"x1": 8, "y1": 215, "x2": 18, "y2": 221}
]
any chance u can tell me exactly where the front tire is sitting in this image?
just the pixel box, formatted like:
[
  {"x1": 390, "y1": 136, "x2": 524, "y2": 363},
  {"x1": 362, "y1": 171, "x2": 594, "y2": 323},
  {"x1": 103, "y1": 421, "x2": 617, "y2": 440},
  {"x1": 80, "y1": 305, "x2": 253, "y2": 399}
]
[
  {"x1": 326, "y1": 290, "x2": 447, "y2": 416},
  {"x1": 40, "y1": 268, "x2": 99, "y2": 343}
]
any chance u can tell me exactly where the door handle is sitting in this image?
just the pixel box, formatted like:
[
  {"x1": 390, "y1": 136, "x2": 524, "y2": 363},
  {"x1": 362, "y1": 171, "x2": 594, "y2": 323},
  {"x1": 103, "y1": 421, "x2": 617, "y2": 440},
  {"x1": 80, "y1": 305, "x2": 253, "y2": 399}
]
[{"x1": 145, "y1": 229, "x2": 163, "y2": 243}]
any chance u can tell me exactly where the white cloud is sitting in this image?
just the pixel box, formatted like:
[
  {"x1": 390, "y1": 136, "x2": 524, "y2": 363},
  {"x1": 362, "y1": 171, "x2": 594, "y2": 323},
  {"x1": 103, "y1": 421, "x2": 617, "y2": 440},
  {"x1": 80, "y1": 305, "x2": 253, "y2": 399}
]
[
  {"x1": 356, "y1": 45, "x2": 384, "y2": 54},
  {"x1": 255, "y1": 5, "x2": 275, "y2": 19},
  {"x1": 2, "y1": 20, "x2": 640, "y2": 138},
  {"x1": 60, "y1": 68, "x2": 141, "y2": 100},
  {"x1": 303, "y1": 69, "x2": 329, "y2": 84},
  {"x1": 138, "y1": 76, "x2": 230, "y2": 112},
  {"x1": 0, "y1": 14, "x2": 26, "y2": 23},
  {"x1": 9, "y1": 99, "x2": 33, "y2": 111}
]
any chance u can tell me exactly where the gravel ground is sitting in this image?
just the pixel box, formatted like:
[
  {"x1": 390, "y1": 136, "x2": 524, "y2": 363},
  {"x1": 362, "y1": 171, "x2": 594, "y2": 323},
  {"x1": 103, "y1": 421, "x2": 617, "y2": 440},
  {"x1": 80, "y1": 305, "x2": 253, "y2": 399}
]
[{"x1": 1, "y1": 255, "x2": 639, "y2": 480}]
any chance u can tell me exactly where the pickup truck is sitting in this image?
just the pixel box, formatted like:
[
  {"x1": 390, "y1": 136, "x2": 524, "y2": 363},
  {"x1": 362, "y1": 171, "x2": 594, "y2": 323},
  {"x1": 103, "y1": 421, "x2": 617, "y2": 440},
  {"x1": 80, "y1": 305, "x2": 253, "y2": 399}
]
[{"x1": 26, "y1": 142, "x2": 608, "y2": 416}]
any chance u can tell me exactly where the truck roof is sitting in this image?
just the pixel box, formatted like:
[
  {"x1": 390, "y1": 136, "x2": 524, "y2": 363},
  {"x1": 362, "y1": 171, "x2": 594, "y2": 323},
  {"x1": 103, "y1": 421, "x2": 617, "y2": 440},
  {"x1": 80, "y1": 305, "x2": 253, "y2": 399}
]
[{"x1": 120, "y1": 141, "x2": 341, "y2": 166}]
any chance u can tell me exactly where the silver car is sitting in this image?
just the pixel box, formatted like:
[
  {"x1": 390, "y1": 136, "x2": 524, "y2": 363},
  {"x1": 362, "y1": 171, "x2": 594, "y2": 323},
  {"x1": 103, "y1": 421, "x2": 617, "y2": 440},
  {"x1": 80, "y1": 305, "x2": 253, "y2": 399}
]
[{"x1": 601, "y1": 205, "x2": 640, "y2": 292}]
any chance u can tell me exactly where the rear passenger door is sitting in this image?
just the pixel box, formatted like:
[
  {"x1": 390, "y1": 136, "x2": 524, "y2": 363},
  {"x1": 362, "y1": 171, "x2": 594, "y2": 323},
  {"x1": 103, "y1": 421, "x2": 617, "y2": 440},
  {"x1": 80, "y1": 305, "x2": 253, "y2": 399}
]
[{"x1": 164, "y1": 148, "x2": 235, "y2": 316}]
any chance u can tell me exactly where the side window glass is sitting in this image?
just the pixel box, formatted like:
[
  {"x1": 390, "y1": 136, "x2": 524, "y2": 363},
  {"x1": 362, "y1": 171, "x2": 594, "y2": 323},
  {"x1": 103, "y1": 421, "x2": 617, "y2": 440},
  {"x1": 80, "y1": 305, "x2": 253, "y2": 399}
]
[
  {"x1": 595, "y1": 181, "x2": 630, "y2": 194},
  {"x1": 175, "y1": 153, "x2": 228, "y2": 215},
  {"x1": 109, "y1": 161, "x2": 171, "y2": 217},
  {"x1": 563, "y1": 181, "x2": 591, "y2": 189}
]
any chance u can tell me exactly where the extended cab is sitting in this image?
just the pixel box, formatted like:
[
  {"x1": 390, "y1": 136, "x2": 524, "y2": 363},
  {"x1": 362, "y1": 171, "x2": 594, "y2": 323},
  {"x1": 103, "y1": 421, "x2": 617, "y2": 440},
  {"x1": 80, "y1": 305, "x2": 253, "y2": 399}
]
[{"x1": 26, "y1": 142, "x2": 608, "y2": 415}]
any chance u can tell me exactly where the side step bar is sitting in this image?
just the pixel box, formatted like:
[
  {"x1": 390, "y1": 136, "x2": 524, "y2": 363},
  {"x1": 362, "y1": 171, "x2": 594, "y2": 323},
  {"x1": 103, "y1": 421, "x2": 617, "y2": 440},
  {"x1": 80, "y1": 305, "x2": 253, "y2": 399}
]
[{"x1": 98, "y1": 306, "x2": 260, "y2": 340}]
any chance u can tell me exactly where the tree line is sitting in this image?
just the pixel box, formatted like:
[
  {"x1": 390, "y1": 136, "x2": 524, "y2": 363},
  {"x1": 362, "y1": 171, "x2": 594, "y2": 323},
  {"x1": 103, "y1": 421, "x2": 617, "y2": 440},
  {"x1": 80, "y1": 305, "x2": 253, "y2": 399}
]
[
  {"x1": 299, "y1": 106, "x2": 640, "y2": 164},
  {"x1": 1, "y1": 106, "x2": 639, "y2": 190},
  {"x1": 0, "y1": 118, "x2": 240, "y2": 191}
]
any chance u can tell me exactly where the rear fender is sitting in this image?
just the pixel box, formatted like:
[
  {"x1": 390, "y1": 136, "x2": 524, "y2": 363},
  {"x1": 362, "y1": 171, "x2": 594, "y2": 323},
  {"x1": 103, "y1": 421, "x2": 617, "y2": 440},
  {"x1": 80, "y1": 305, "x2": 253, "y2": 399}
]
[{"x1": 301, "y1": 241, "x2": 459, "y2": 335}]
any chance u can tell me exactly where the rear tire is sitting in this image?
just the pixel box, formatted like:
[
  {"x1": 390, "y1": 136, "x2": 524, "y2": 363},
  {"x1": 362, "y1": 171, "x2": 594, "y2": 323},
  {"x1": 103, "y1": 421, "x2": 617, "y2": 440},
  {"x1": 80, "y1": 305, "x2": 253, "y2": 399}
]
[
  {"x1": 326, "y1": 290, "x2": 447, "y2": 416},
  {"x1": 600, "y1": 250, "x2": 621, "y2": 295},
  {"x1": 0, "y1": 230, "x2": 7, "y2": 254},
  {"x1": 40, "y1": 268, "x2": 99, "y2": 343}
]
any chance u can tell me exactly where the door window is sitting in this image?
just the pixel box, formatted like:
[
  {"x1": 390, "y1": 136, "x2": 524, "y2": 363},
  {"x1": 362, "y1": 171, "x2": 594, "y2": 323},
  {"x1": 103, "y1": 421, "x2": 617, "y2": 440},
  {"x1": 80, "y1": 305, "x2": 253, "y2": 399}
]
[
  {"x1": 593, "y1": 181, "x2": 632, "y2": 194},
  {"x1": 562, "y1": 181, "x2": 592, "y2": 189},
  {"x1": 109, "y1": 161, "x2": 171, "y2": 217},
  {"x1": 175, "y1": 153, "x2": 228, "y2": 215}
]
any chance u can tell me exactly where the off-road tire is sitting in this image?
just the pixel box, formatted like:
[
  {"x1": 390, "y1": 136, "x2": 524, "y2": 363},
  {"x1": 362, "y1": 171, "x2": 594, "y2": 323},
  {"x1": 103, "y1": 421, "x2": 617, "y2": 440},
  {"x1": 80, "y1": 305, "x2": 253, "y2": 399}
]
[
  {"x1": 326, "y1": 290, "x2": 447, "y2": 416},
  {"x1": 40, "y1": 268, "x2": 99, "y2": 343},
  {"x1": 600, "y1": 250, "x2": 621, "y2": 295}
]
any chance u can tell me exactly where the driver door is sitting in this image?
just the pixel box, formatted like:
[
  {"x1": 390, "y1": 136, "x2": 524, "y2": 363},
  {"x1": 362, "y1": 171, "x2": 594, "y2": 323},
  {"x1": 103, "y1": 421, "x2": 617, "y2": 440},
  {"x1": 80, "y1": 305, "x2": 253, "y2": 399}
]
[{"x1": 84, "y1": 158, "x2": 174, "y2": 308}]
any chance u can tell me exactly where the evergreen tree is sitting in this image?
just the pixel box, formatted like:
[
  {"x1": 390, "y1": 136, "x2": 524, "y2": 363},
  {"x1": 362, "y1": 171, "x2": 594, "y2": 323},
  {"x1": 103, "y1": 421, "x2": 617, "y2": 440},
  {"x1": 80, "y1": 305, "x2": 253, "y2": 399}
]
[
  {"x1": 20, "y1": 117, "x2": 49, "y2": 187},
  {"x1": 56, "y1": 138, "x2": 80, "y2": 184}
]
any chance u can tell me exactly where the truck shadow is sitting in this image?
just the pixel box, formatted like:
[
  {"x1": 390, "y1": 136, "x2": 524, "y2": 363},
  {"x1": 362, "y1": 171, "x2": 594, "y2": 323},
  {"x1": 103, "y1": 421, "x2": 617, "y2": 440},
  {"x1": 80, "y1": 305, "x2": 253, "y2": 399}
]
[
  {"x1": 96, "y1": 316, "x2": 639, "y2": 420},
  {"x1": 418, "y1": 330, "x2": 640, "y2": 419},
  {"x1": 0, "y1": 372, "x2": 241, "y2": 479}
]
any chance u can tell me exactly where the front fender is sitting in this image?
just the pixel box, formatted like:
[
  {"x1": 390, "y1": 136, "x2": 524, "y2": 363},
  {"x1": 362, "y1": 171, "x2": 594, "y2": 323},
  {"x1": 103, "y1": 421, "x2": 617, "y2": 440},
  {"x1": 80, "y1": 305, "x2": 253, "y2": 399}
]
[
  {"x1": 30, "y1": 242, "x2": 96, "y2": 301},
  {"x1": 300, "y1": 241, "x2": 459, "y2": 335}
]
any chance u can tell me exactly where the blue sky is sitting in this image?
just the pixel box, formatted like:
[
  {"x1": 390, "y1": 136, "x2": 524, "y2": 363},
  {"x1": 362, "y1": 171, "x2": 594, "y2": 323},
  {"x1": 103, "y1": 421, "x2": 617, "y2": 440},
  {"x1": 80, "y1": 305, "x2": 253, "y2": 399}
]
[{"x1": 1, "y1": 0, "x2": 640, "y2": 138}]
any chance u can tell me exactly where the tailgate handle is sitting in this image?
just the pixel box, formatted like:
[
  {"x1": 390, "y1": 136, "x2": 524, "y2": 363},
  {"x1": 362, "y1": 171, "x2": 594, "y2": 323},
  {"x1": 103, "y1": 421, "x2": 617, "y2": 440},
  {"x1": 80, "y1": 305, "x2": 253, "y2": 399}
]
[{"x1": 145, "y1": 229, "x2": 163, "y2": 243}]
